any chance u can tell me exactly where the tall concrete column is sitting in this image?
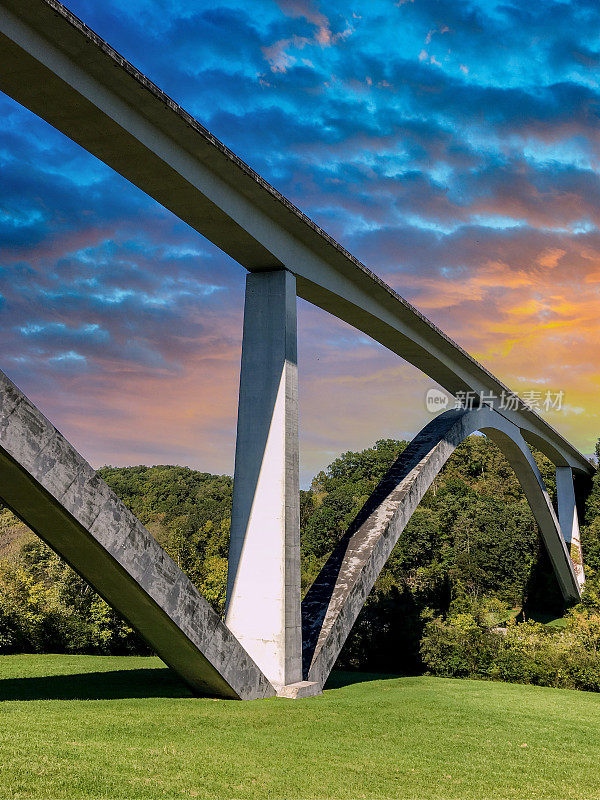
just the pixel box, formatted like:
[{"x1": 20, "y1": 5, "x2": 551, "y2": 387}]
[
  {"x1": 556, "y1": 466, "x2": 585, "y2": 588},
  {"x1": 225, "y1": 268, "x2": 302, "y2": 688}
]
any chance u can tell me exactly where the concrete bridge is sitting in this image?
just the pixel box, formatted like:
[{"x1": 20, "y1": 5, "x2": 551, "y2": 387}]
[{"x1": 0, "y1": 0, "x2": 594, "y2": 699}]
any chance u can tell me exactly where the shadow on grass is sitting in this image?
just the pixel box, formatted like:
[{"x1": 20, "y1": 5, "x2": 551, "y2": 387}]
[
  {"x1": 0, "y1": 668, "x2": 194, "y2": 701},
  {"x1": 0, "y1": 665, "x2": 411, "y2": 701},
  {"x1": 324, "y1": 669, "x2": 404, "y2": 690}
]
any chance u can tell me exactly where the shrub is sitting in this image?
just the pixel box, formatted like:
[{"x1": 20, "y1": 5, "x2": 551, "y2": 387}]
[
  {"x1": 420, "y1": 613, "x2": 499, "y2": 678},
  {"x1": 421, "y1": 610, "x2": 600, "y2": 693}
]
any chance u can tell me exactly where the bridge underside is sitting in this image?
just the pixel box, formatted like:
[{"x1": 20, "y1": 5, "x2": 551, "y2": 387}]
[
  {"x1": 0, "y1": 367, "x2": 585, "y2": 698},
  {"x1": 0, "y1": 0, "x2": 593, "y2": 699}
]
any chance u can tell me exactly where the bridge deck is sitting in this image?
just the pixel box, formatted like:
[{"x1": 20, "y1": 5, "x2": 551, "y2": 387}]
[{"x1": 0, "y1": 0, "x2": 592, "y2": 475}]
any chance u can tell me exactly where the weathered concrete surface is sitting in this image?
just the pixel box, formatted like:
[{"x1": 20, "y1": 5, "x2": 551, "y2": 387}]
[
  {"x1": 570, "y1": 526, "x2": 586, "y2": 590},
  {"x1": 557, "y1": 467, "x2": 585, "y2": 588},
  {"x1": 226, "y1": 269, "x2": 302, "y2": 688},
  {"x1": 276, "y1": 681, "x2": 322, "y2": 699},
  {"x1": 557, "y1": 467, "x2": 578, "y2": 545},
  {"x1": 302, "y1": 407, "x2": 581, "y2": 687},
  {"x1": 0, "y1": 0, "x2": 595, "y2": 699},
  {"x1": 0, "y1": 369, "x2": 275, "y2": 700},
  {"x1": 0, "y1": 0, "x2": 593, "y2": 477}
]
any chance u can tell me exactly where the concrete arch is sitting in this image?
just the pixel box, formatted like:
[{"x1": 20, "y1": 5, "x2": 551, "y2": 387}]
[
  {"x1": 0, "y1": 1, "x2": 593, "y2": 698},
  {"x1": 0, "y1": 369, "x2": 275, "y2": 700},
  {"x1": 301, "y1": 406, "x2": 580, "y2": 687}
]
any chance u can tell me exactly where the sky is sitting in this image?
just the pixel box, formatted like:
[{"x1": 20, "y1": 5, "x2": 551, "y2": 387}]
[{"x1": 1, "y1": 0, "x2": 599, "y2": 486}]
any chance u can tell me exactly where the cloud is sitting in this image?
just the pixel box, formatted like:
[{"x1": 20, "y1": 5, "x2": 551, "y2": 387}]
[
  {"x1": 262, "y1": 1, "x2": 352, "y2": 72},
  {"x1": 2, "y1": 0, "x2": 600, "y2": 481}
]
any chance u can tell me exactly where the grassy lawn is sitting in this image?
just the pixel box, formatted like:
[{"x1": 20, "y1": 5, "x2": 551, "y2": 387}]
[{"x1": 1, "y1": 655, "x2": 600, "y2": 799}]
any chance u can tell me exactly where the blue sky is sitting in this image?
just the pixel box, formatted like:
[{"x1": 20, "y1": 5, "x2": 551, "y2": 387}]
[{"x1": 1, "y1": 0, "x2": 599, "y2": 484}]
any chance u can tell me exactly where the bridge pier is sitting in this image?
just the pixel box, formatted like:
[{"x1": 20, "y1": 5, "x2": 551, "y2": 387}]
[
  {"x1": 226, "y1": 269, "x2": 315, "y2": 695},
  {"x1": 556, "y1": 467, "x2": 585, "y2": 588},
  {"x1": 0, "y1": 0, "x2": 594, "y2": 700}
]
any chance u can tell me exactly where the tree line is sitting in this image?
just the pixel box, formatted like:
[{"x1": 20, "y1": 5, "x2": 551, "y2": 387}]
[{"x1": 1, "y1": 435, "x2": 600, "y2": 691}]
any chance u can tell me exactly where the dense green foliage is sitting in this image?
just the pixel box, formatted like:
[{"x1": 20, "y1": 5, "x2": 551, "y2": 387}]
[
  {"x1": 327, "y1": 436, "x2": 563, "y2": 674},
  {"x1": 418, "y1": 459, "x2": 600, "y2": 690},
  {"x1": 96, "y1": 466, "x2": 232, "y2": 608},
  {"x1": 3, "y1": 655, "x2": 600, "y2": 799},
  {"x1": 1, "y1": 435, "x2": 599, "y2": 692},
  {"x1": 420, "y1": 600, "x2": 600, "y2": 692},
  {"x1": 0, "y1": 466, "x2": 234, "y2": 655}
]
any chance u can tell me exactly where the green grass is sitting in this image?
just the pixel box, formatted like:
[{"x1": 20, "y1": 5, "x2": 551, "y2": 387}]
[{"x1": 2, "y1": 655, "x2": 600, "y2": 799}]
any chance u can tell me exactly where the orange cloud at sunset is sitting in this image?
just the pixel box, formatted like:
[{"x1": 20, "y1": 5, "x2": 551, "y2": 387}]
[{"x1": 2, "y1": 0, "x2": 600, "y2": 485}]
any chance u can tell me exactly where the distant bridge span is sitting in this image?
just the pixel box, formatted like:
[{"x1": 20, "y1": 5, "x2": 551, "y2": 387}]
[
  {"x1": 302, "y1": 406, "x2": 585, "y2": 687},
  {"x1": 0, "y1": 0, "x2": 594, "y2": 699}
]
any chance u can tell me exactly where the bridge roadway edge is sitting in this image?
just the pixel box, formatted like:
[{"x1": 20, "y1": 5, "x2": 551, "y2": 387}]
[
  {"x1": 0, "y1": 0, "x2": 596, "y2": 700},
  {"x1": 0, "y1": 0, "x2": 593, "y2": 477}
]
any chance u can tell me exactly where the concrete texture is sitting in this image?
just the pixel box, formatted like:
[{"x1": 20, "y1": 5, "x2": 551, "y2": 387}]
[
  {"x1": 557, "y1": 466, "x2": 579, "y2": 545},
  {"x1": 302, "y1": 407, "x2": 581, "y2": 687},
  {"x1": 0, "y1": 0, "x2": 595, "y2": 701},
  {"x1": 570, "y1": 526, "x2": 586, "y2": 591},
  {"x1": 0, "y1": 0, "x2": 593, "y2": 478},
  {"x1": 0, "y1": 369, "x2": 275, "y2": 700},
  {"x1": 226, "y1": 270, "x2": 302, "y2": 689},
  {"x1": 276, "y1": 681, "x2": 322, "y2": 699},
  {"x1": 557, "y1": 467, "x2": 585, "y2": 588}
]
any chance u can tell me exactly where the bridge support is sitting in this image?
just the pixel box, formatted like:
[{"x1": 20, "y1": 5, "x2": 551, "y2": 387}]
[
  {"x1": 556, "y1": 467, "x2": 585, "y2": 588},
  {"x1": 302, "y1": 407, "x2": 583, "y2": 686},
  {"x1": 0, "y1": 370, "x2": 274, "y2": 700},
  {"x1": 226, "y1": 269, "x2": 307, "y2": 692}
]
